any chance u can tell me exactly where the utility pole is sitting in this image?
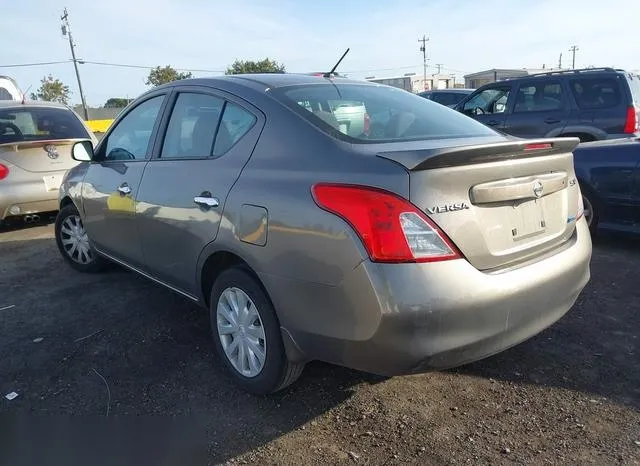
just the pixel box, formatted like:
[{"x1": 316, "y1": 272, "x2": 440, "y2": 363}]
[
  {"x1": 569, "y1": 45, "x2": 579, "y2": 70},
  {"x1": 418, "y1": 35, "x2": 429, "y2": 91},
  {"x1": 61, "y1": 8, "x2": 88, "y2": 120},
  {"x1": 435, "y1": 63, "x2": 443, "y2": 74},
  {"x1": 558, "y1": 52, "x2": 563, "y2": 70}
]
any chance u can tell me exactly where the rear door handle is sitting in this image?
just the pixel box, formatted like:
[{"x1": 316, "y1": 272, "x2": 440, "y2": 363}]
[
  {"x1": 544, "y1": 118, "x2": 561, "y2": 124},
  {"x1": 486, "y1": 120, "x2": 499, "y2": 126},
  {"x1": 117, "y1": 183, "x2": 132, "y2": 195},
  {"x1": 194, "y1": 192, "x2": 219, "y2": 208}
]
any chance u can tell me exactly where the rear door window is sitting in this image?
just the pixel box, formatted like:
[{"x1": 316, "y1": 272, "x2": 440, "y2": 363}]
[
  {"x1": 273, "y1": 83, "x2": 497, "y2": 143},
  {"x1": 0, "y1": 107, "x2": 89, "y2": 144},
  {"x1": 161, "y1": 93, "x2": 225, "y2": 159},
  {"x1": 570, "y1": 78, "x2": 621, "y2": 109},
  {"x1": 514, "y1": 81, "x2": 564, "y2": 112}
]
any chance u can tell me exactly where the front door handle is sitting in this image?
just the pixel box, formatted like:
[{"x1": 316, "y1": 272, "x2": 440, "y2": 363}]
[
  {"x1": 486, "y1": 120, "x2": 499, "y2": 126},
  {"x1": 117, "y1": 183, "x2": 132, "y2": 195},
  {"x1": 544, "y1": 118, "x2": 560, "y2": 124},
  {"x1": 194, "y1": 192, "x2": 219, "y2": 208}
]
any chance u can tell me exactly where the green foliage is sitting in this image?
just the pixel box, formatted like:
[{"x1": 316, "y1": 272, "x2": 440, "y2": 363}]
[
  {"x1": 104, "y1": 97, "x2": 133, "y2": 108},
  {"x1": 30, "y1": 75, "x2": 70, "y2": 104},
  {"x1": 225, "y1": 58, "x2": 286, "y2": 75},
  {"x1": 145, "y1": 65, "x2": 193, "y2": 87}
]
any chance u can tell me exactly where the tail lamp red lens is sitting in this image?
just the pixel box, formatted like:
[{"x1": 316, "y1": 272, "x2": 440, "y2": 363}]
[
  {"x1": 623, "y1": 106, "x2": 638, "y2": 134},
  {"x1": 0, "y1": 163, "x2": 8, "y2": 181},
  {"x1": 312, "y1": 183, "x2": 461, "y2": 263}
]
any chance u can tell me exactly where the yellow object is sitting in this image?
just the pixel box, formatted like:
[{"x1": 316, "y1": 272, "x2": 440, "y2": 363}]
[
  {"x1": 106, "y1": 192, "x2": 135, "y2": 213},
  {"x1": 85, "y1": 119, "x2": 114, "y2": 133}
]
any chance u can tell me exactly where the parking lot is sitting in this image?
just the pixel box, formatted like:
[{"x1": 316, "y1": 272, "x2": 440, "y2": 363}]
[{"x1": 1, "y1": 222, "x2": 639, "y2": 465}]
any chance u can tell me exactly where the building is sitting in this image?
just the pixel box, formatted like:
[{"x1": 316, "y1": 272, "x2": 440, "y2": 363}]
[
  {"x1": 365, "y1": 73, "x2": 458, "y2": 93},
  {"x1": 463, "y1": 67, "x2": 563, "y2": 89}
]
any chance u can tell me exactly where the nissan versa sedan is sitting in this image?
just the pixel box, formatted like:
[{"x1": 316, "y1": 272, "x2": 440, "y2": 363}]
[
  {"x1": 0, "y1": 101, "x2": 97, "y2": 226},
  {"x1": 55, "y1": 74, "x2": 592, "y2": 394}
]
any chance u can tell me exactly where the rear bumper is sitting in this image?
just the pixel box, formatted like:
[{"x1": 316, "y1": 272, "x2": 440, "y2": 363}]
[
  {"x1": 275, "y1": 219, "x2": 592, "y2": 376},
  {"x1": 0, "y1": 178, "x2": 60, "y2": 220}
]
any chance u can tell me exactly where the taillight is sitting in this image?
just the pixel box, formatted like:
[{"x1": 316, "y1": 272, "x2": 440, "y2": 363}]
[
  {"x1": 0, "y1": 164, "x2": 8, "y2": 181},
  {"x1": 363, "y1": 112, "x2": 370, "y2": 135},
  {"x1": 312, "y1": 183, "x2": 461, "y2": 263},
  {"x1": 623, "y1": 106, "x2": 638, "y2": 134}
]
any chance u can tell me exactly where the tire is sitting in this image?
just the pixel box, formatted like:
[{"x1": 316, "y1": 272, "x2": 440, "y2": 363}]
[
  {"x1": 210, "y1": 267, "x2": 304, "y2": 395},
  {"x1": 55, "y1": 204, "x2": 106, "y2": 273},
  {"x1": 581, "y1": 190, "x2": 598, "y2": 234}
]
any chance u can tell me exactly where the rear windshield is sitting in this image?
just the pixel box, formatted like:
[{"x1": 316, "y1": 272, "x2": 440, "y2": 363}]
[
  {"x1": 272, "y1": 83, "x2": 498, "y2": 143},
  {"x1": 626, "y1": 74, "x2": 640, "y2": 105},
  {"x1": 0, "y1": 107, "x2": 89, "y2": 144}
]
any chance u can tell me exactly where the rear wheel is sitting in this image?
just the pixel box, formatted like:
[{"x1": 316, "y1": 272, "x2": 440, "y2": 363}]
[
  {"x1": 210, "y1": 267, "x2": 304, "y2": 394},
  {"x1": 55, "y1": 204, "x2": 106, "y2": 272},
  {"x1": 581, "y1": 191, "x2": 598, "y2": 233}
]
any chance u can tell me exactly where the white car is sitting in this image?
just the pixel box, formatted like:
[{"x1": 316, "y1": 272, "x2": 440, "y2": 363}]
[{"x1": 0, "y1": 76, "x2": 22, "y2": 101}]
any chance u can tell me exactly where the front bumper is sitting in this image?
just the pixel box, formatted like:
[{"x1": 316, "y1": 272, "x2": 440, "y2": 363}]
[{"x1": 278, "y1": 219, "x2": 592, "y2": 376}]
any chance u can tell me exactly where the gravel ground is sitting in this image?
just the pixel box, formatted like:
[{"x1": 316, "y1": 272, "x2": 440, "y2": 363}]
[{"x1": 0, "y1": 222, "x2": 639, "y2": 465}]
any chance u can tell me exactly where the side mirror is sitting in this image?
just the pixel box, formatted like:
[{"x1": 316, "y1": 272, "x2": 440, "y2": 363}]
[{"x1": 72, "y1": 140, "x2": 94, "y2": 162}]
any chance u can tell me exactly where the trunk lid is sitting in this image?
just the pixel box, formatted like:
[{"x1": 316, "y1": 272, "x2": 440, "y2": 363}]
[
  {"x1": 0, "y1": 139, "x2": 80, "y2": 173},
  {"x1": 377, "y1": 137, "x2": 582, "y2": 270}
]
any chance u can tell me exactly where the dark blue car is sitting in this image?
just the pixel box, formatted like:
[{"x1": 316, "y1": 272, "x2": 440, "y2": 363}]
[{"x1": 573, "y1": 137, "x2": 640, "y2": 234}]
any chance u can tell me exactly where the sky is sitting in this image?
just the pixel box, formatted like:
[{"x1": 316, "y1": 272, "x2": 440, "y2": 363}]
[{"x1": 3, "y1": 0, "x2": 639, "y2": 106}]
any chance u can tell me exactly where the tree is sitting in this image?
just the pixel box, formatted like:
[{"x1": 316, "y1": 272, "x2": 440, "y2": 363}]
[
  {"x1": 30, "y1": 75, "x2": 70, "y2": 104},
  {"x1": 145, "y1": 65, "x2": 192, "y2": 87},
  {"x1": 225, "y1": 58, "x2": 285, "y2": 75},
  {"x1": 104, "y1": 97, "x2": 133, "y2": 108}
]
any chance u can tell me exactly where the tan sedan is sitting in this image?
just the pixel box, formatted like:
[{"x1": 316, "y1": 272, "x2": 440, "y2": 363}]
[{"x1": 0, "y1": 101, "x2": 96, "y2": 226}]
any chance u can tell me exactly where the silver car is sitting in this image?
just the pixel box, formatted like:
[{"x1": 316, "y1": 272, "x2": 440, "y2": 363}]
[
  {"x1": 55, "y1": 74, "x2": 592, "y2": 394},
  {"x1": 0, "y1": 101, "x2": 97, "y2": 226}
]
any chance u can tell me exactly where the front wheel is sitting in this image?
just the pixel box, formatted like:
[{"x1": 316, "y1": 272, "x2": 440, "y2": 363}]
[
  {"x1": 55, "y1": 204, "x2": 106, "y2": 273},
  {"x1": 210, "y1": 267, "x2": 304, "y2": 394}
]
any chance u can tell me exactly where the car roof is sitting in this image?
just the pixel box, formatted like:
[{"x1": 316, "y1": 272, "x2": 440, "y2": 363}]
[
  {"x1": 155, "y1": 73, "x2": 374, "y2": 92},
  {"x1": 487, "y1": 67, "x2": 632, "y2": 86},
  {"x1": 0, "y1": 100, "x2": 70, "y2": 110},
  {"x1": 423, "y1": 89, "x2": 474, "y2": 93}
]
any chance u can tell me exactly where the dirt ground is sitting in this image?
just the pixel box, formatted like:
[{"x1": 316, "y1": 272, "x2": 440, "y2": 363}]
[{"x1": 0, "y1": 222, "x2": 638, "y2": 465}]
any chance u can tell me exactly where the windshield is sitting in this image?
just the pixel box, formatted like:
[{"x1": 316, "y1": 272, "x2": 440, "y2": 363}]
[
  {"x1": 0, "y1": 106, "x2": 90, "y2": 144},
  {"x1": 272, "y1": 83, "x2": 498, "y2": 143}
]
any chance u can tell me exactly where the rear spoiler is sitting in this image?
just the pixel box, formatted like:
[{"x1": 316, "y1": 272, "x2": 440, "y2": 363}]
[
  {"x1": 376, "y1": 137, "x2": 580, "y2": 171},
  {"x1": 0, "y1": 139, "x2": 81, "y2": 150}
]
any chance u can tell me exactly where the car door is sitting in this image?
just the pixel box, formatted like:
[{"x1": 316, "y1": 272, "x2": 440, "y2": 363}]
[
  {"x1": 81, "y1": 92, "x2": 168, "y2": 268},
  {"x1": 458, "y1": 85, "x2": 512, "y2": 131},
  {"x1": 503, "y1": 80, "x2": 570, "y2": 138},
  {"x1": 135, "y1": 87, "x2": 264, "y2": 295},
  {"x1": 581, "y1": 142, "x2": 640, "y2": 226}
]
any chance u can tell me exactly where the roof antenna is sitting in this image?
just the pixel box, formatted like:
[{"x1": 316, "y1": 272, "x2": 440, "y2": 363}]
[
  {"x1": 20, "y1": 85, "x2": 32, "y2": 105},
  {"x1": 324, "y1": 48, "x2": 350, "y2": 78}
]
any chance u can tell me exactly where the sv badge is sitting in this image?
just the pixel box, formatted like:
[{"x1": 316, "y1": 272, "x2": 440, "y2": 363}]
[{"x1": 426, "y1": 202, "x2": 470, "y2": 214}]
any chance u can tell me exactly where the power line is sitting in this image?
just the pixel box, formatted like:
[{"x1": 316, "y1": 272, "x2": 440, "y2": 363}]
[
  {"x1": 0, "y1": 60, "x2": 70, "y2": 68},
  {"x1": 80, "y1": 61, "x2": 225, "y2": 73}
]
